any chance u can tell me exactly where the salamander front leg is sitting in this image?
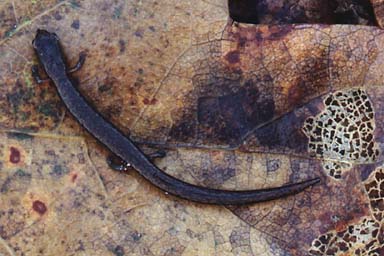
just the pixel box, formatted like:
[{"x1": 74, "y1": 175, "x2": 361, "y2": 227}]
[
  {"x1": 31, "y1": 65, "x2": 50, "y2": 84},
  {"x1": 67, "y1": 52, "x2": 86, "y2": 73},
  {"x1": 32, "y1": 52, "x2": 86, "y2": 84}
]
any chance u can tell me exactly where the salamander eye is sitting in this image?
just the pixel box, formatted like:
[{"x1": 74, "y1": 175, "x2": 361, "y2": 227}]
[
  {"x1": 32, "y1": 38, "x2": 39, "y2": 49},
  {"x1": 52, "y1": 33, "x2": 60, "y2": 41}
]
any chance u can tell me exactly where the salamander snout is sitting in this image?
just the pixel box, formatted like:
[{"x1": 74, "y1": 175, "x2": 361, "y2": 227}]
[{"x1": 32, "y1": 29, "x2": 60, "y2": 50}]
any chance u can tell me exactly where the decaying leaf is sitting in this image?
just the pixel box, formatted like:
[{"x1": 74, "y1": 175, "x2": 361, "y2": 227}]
[{"x1": 1, "y1": 0, "x2": 384, "y2": 255}]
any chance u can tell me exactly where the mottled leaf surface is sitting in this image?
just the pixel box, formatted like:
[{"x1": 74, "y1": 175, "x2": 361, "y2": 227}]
[{"x1": 1, "y1": 1, "x2": 384, "y2": 255}]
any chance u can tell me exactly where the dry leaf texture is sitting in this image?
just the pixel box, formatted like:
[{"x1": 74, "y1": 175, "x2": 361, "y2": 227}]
[{"x1": 1, "y1": 0, "x2": 384, "y2": 255}]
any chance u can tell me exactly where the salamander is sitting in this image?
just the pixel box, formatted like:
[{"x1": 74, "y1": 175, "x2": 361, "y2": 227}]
[{"x1": 32, "y1": 29, "x2": 320, "y2": 204}]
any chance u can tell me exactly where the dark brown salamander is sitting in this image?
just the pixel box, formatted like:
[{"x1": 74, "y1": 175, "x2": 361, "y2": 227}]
[{"x1": 32, "y1": 29, "x2": 320, "y2": 204}]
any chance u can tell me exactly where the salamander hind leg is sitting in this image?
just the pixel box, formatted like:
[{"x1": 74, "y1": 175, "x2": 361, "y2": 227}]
[
  {"x1": 107, "y1": 155, "x2": 131, "y2": 171},
  {"x1": 147, "y1": 149, "x2": 166, "y2": 159},
  {"x1": 107, "y1": 149, "x2": 167, "y2": 172}
]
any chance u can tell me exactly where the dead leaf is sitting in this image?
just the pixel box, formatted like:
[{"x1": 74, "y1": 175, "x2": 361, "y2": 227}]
[{"x1": 1, "y1": 1, "x2": 384, "y2": 255}]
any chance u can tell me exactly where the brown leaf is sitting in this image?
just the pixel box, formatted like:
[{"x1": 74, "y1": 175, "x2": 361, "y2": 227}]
[{"x1": 1, "y1": 1, "x2": 384, "y2": 255}]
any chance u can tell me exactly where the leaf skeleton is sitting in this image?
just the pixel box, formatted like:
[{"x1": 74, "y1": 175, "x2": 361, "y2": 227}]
[{"x1": 32, "y1": 29, "x2": 320, "y2": 205}]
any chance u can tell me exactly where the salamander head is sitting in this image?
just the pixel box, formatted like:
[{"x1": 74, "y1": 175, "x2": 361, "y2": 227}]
[
  {"x1": 32, "y1": 29, "x2": 66, "y2": 78},
  {"x1": 33, "y1": 29, "x2": 60, "y2": 53}
]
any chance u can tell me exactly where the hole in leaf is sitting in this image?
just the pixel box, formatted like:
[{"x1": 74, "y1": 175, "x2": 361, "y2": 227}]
[{"x1": 228, "y1": 0, "x2": 378, "y2": 26}]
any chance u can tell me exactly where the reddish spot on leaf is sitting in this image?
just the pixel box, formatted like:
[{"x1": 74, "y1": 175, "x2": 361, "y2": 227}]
[
  {"x1": 32, "y1": 200, "x2": 47, "y2": 215},
  {"x1": 9, "y1": 147, "x2": 21, "y2": 164},
  {"x1": 262, "y1": 25, "x2": 294, "y2": 41},
  {"x1": 143, "y1": 98, "x2": 158, "y2": 105},
  {"x1": 229, "y1": 25, "x2": 294, "y2": 48},
  {"x1": 225, "y1": 50, "x2": 240, "y2": 64},
  {"x1": 71, "y1": 173, "x2": 78, "y2": 183},
  {"x1": 288, "y1": 80, "x2": 306, "y2": 106}
]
